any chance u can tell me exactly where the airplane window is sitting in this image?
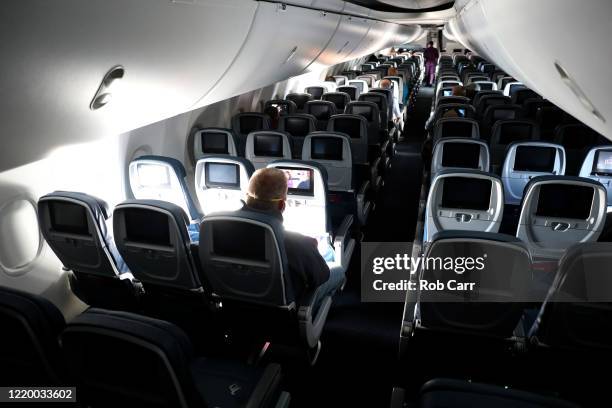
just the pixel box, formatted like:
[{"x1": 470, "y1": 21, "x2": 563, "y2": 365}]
[
  {"x1": 441, "y1": 177, "x2": 492, "y2": 211},
  {"x1": 536, "y1": 184, "x2": 594, "y2": 220},
  {"x1": 205, "y1": 162, "x2": 239, "y2": 188},
  {"x1": 0, "y1": 199, "x2": 42, "y2": 273}
]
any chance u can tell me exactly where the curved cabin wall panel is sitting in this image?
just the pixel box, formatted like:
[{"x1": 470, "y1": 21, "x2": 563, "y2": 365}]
[
  {"x1": 195, "y1": 2, "x2": 342, "y2": 108},
  {"x1": 450, "y1": 0, "x2": 612, "y2": 139},
  {"x1": 0, "y1": 0, "x2": 257, "y2": 173},
  {"x1": 310, "y1": 15, "x2": 373, "y2": 69}
]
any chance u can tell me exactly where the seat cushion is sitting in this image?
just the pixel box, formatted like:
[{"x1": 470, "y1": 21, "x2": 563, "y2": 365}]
[
  {"x1": 0, "y1": 286, "x2": 65, "y2": 384},
  {"x1": 420, "y1": 379, "x2": 579, "y2": 408},
  {"x1": 191, "y1": 359, "x2": 281, "y2": 408}
]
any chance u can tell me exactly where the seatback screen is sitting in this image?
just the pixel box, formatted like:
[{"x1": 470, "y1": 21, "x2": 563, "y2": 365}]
[
  {"x1": 592, "y1": 150, "x2": 612, "y2": 176},
  {"x1": 212, "y1": 221, "x2": 266, "y2": 261},
  {"x1": 311, "y1": 137, "x2": 343, "y2": 161},
  {"x1": 442, "y1": 143, "x2": 480, "y2": 168},
  {"x1": 441, "y1": 177, "x2": 492, "y2": 211},
  {"x1": 351, "y1": 82, "x2": 365, "y2": 93},
  {"x1": 443, "y1": 89, "x2": 452, "y2": 97},
  {"x1": 514, "y1": 146, "x2": 556, "y2": 172},
  {"x1": 205, "y1": 162, "x2": 239, "y2": 188},
  {"x1": 333, "y1": 118, "x2": 361, "y2": 139},
  {"x1": 493, "y1": 109, "x2": 517, "y2": 121},
  {"x1": 254, "y1": 134, "x2": 283, "y2": 157},
  {"x1": 536, "y1": 184, "x2": 594, "y2": 219},
  {"x1": 351, "y1": 105, "x2": 373, "y2": 121},
  {"x1": 137, "y1": 164, "x2": 171, "y2": 187},
  {"x1": 441, "y1": 121, "x2": 472, "y2": 138},
  {"x1": 49, "y1": 201, "x2": 89, "y2": 235},
  {"x1": 124, "y1": 208, "x2": 171, "y2": 246},
  {"x1": 285, "y1": 117, "x2": 310, "y2": 137},
  {"x1": 279, "y1": 167, "x2": 314, "y2": 196},
  {"x1": 339, "y1": 87, "x2": 356, "y2": 100},
  {"x1": 309, "y1": 104, "x2": 331, "y2": 120},
  {"x1": 201, "y1": 132, "x2": 228, "y2": 154}
]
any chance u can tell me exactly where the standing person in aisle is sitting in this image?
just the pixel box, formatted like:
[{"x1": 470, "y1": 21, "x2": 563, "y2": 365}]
[{"x1": 423, "y1": 41, "x2": 440, "y2": 87}]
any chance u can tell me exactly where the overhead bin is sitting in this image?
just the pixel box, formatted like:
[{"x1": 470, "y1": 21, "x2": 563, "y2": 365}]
[
  {"x1": 196, "y1": 2, "x2": 342, "y2": 108},
  {"x1": 448, "y1": 0, "x2": 612, "y2": 139},
  {"x1": 310, "y1": 15, "x2": 372, "y2": 69}
]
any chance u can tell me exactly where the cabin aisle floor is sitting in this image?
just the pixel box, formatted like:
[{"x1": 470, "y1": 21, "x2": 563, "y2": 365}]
[{"x1": 286, "y1": 86, "x2": 433, "y2": 407}]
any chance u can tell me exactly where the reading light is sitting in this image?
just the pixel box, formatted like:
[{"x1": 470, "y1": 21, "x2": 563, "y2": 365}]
[{"x1": 90, "y1": 65, "x2": 125, "y2": 110}]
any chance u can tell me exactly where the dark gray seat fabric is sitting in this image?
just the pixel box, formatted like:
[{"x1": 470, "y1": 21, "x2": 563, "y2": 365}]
[
  {"x1": 232, "y1": 113, "x2": 271, "y2": 155},
  {"x1": 113, "y1": 199, "x2": 214, "y2": 349},
  {"x1": 0, "y1": 286, "x2": 65, "y2": 386},
  {"x1": 529, "y1": 242, "x2": 612, "y2": 352},
  {"x1": 286, "y1": 93, "x2": 313, "y2": 113},
  {"x1": 418, "y1": 378, "x2": 579, "y2": 408},
  {"x1": 415, "y1": 230, "x2": 531, "y2": 338},
  {"x1": 305, "y1": 100, "x2": 337, "y2": 131},
  {"x1": 198, "y1": 209, "x2": 333, "y2": 351},
  {"x1": 38, "y1": 191, "x2": 140, "y2": 311},
  {"x1": 322, "y1": 92, "x2": 350, "y2": 111},
  {"x1": 61, "y1": 308, "x2": 282, "y2": 408}
]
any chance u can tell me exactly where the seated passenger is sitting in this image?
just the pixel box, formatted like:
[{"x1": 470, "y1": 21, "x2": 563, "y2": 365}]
[
  {"x1": 379, "y1": 79, "x2": 402, "y2": 127},
  {"x1": 441, "y1": 86, "x2": 467, "y2": 118},
  {"x1": 243, "y1": 168, "x2": 345, "y2": 306}
]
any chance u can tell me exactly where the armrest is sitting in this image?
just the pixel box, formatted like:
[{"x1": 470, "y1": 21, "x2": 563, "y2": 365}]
[
  {"x1": 333, "y1": 215, "x2": 355, "y2": 271},
  {"x1": 245, "y1": 363, "x2": 283, "y2": 408},
  {"x1": 298, "y1": 285, "x2": 332, "y2": 349},
  {"x1": 357, "y1": 181, "x2": 372, "y2": 225}
]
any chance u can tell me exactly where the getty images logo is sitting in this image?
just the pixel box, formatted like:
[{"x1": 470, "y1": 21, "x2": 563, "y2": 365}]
[{"x1": 372, "y1": 253, "x2": 487, "y2": 275}]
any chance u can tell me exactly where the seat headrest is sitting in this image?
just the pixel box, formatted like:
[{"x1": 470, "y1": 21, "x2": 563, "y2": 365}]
[
  {"x1": 193, "y1": 127, "x2": 238, "y2": 158},
  {"x1": 264, "y1": 99, "x2": 298, "y2": 115},
  {"x1": 344, "y1": 101, "x2": 379, "y2": 123},
  {"x1": 278, "y1": 114, "x2": 316, "y2": 137},
  {"x1": 232, "y1": 112, "x2": 271, "y2": 135},
  {"x1": 128, "y1": 155, "x2": 200, "y2": 221},
  {"x1": 322, "y1": 92, "x2": 350, "y2": 109},
  {"x1": 199, "y1": 209, "x2": 292, "y2": 306},
  {"x1": 328, "y1": 114, "x2": 367, "y2": 139},
  {"x1": 517, "y1": 176, "x2": 607, "y2": 258},
  {"x1": 490, "y1": 120, "x2": 539, "y2": 146},
  {"x1": 305, "y1": 100, "x2": 337, "y2": 119},
  {"x1": 40, "y1": 190, "x2": 110, "y2": 220},
  {"x1": 38, "y1": 191, "x2": 128, "y2": 277}
]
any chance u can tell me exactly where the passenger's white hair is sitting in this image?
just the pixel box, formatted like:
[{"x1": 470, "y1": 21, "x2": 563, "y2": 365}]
[{"x1": 246, "y1": 168, "x2": 288, "y2": 211}]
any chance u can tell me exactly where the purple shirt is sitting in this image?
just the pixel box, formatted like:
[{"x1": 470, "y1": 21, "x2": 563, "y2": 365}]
[{"x1": 424, "y1": 47, "x2": 439, "y2": 64}]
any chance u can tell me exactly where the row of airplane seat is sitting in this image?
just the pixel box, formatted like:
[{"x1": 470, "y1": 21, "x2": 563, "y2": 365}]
[
  {"x1": 399, "y1": 56, "x2": 612, "y2": 397},
  {"x1": 0, "y1": 285, "x2": 289, "y2": 407}
]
